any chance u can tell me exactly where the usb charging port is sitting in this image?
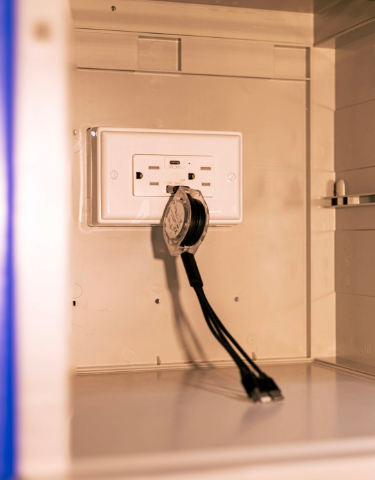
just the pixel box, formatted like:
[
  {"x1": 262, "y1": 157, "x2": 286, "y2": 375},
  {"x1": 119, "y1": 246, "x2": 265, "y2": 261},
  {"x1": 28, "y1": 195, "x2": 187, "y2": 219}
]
[{"x1": 170, "y1": 160, "x2": 180, "y2": 165}]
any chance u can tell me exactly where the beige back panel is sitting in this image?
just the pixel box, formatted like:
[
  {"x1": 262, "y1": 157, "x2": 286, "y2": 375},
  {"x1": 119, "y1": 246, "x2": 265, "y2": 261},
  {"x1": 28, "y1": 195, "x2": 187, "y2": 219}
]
[
  {"x1": 310, "y1": 46, "x2": 336, "y2": 359},
  {"x1": 74, "y1": 30, "x2": 309, "y2": 80},
  {"x1": 72, "y1": 69, "x2": 307, "y2": 369},
  {"x1": 70, "y1": 1, "x2": 311, "y2": 370},
  {"x1": 70, "y1": 0, "x2": 313, "y2": 44}
]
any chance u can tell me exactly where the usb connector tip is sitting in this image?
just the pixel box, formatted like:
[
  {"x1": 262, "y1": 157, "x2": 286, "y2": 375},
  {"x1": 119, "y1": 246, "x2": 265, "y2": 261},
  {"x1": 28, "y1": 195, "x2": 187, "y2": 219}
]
[
  {"x1": 258, "y1": 375, "x2": 284, "y2": 402},
  {"x1": 241, "y1": 372, "x2": 261, "y2": 402}
]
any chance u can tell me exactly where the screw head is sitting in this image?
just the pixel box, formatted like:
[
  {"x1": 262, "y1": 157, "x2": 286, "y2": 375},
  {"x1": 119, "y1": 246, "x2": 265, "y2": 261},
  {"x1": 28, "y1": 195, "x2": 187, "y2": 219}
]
[
  {"x1": 73, "y1": 301, "x2": 77, "y2": 306},
  {"x1": 73, "y1": 130, "x2": 77, "y2": 136},
  {"x1": 227, "y1": 173, "x2": 236, "y2": 182},
  {"x1": 155, "y1": 299, "x2": 161, "y2": 304},
  {"x1": 234, "y1": 297, "x2": 240, "y2": 302},
  {"x1": 111, "y1": 5, "x2": 116, "y2": 11}
]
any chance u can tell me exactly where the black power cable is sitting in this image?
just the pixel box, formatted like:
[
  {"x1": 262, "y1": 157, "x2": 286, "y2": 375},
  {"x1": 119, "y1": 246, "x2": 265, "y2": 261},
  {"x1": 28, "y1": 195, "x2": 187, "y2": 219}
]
[
  {"x1": 193, "y1": 284, "x2": 250, "y2": 375},
  {"x1": 164, "y1": 187, "x2": 283, "y2": 403},
  {"x1": 203, "y1": 293, "x2": 263, "y2": 375},
  {"x1": 182, "y1": 251, "x2": 283, "y2": 403}
]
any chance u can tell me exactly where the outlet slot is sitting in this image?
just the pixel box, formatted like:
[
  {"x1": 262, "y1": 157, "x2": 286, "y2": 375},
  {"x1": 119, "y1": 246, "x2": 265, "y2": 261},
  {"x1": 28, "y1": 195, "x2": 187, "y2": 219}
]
[
  {"x1": 165, "y1": 156, "x2": 184, "y2": 169},
  {"x1": 148, "y1": 166, "x2": 160, "y2": 170},
  {"x1": 202, "y1": 182, "x2": 211, "y2": 186},
  {"x1": 150, "y1": 182, "x2": 159, "y2": 186},
  {"x1": 201, "y1": 166, "x2": 211, "y2": 170}
]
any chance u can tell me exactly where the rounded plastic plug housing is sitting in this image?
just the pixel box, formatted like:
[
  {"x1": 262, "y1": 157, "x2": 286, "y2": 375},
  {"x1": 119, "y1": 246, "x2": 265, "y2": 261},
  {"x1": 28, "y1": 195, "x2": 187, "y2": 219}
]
[{"x1": 163, "y1": 186, "x2": 209, "y2": 256}]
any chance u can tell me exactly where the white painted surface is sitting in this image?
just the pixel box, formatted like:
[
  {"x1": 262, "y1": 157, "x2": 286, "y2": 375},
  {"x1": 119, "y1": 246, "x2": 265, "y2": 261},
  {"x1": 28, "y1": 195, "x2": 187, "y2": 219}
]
[
  {"x1": 310, "y1": 46, "x2": 336, "y2": 359},
  {"x1": 274, "y1": 46, "x2": 307, "y2": 79},
  {"x1": 15, "y1": 0, "x2": 71, "y2": 476},
  {"x1": 75, "y1": 29, "x2": 310, "y2": 80},
  {"x1": 72, "y1": 363, "x2": 375, "y2": 457},
  {"x1": 13, "y1": 1, "x2": 375, "y2": 479},
  {"x1": 70, "y1": 449, "x2": 375, "y2": 480},
  {"x1": 72, "y1": 69, "x2": 307, "y2": 369},
  {"x1": 70, "y1": 0, "x2": 313, "y2": 45},
  {"x1": 138, "y1": 36, "x2": 180, "y2": 72},
  {"x1": 335, "y1": 29, "x2": 375, "y2": 368},
  {"x1": 182, "y1": 38, "x2": 275, "y2": 78},
  {"x1": 70, "y1": 363, "x2": 375, "y2": 478},
  {"x1": 75, "y1": 30, "x2": 138, "y2": 70}
]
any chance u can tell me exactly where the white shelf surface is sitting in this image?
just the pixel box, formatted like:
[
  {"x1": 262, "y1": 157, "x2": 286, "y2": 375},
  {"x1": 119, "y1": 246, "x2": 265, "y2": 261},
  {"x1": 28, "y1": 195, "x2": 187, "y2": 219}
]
[{"x1": 71, "y1": 362, "x2": 375, "y2": 464}]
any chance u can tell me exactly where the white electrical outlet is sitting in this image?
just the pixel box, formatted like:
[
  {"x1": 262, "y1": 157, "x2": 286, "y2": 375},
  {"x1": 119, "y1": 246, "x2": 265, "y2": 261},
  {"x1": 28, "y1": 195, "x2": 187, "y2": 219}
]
[
  {"x1": 133, "y1": 155, "x2": 215, "y2": 197},
  {"x1": 88, "y1": 127, "x2": 242, "y2": 226}
]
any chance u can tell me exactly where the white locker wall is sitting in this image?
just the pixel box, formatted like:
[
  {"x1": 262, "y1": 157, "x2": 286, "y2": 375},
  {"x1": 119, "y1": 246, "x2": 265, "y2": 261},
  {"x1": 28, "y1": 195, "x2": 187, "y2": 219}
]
[
  {"x1": 70, "y1": 0, "x2": 314, "y2": 372},
  {"x1": 335, "y1": 27, "x2": 375, "y2": 368},
  {"x1": 11, "y1": 0, "x2": 375, "y2": 479}
]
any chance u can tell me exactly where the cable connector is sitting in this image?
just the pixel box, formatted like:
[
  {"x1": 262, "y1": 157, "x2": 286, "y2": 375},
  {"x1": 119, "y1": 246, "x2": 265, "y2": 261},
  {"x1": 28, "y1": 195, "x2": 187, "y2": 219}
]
[
  {"x1": 241, "y1": 372, "x2": 262, "y2": 403},
  {"x1": 257, "y1": 374, "x2": 284, "y2": 402},
  {"x1": 241, "y1": 372, "x2": 283, "y2": 403}
]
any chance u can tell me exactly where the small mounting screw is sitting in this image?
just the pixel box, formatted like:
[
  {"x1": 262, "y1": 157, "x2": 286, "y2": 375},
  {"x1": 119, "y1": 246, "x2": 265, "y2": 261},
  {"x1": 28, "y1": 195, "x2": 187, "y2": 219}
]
[
  {"x1": 155, "y1": 299, "x2": 161, "y2": 304},
  {"x1": 111, "y1": 5, "x2": 116, "y2": 11},
  {"x1": 73, "y1": 301, "x2": 77, "y2": 306},
  {"x1": 73, "y1": 130, "x2": 77, "y2": 135},
  {"x1": 234, "y1": 297, "x2": 240, "y2": 302}
]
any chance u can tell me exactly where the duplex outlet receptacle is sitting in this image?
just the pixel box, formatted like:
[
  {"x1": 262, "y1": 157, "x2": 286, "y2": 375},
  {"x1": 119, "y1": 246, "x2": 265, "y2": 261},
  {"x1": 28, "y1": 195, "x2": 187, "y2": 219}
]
[
  {"x1": 88, "y1": 127, "x2": 242, "y2": 226},
  {"x1": 133, "y1": 155, "x2": 214, "y2": 197}
]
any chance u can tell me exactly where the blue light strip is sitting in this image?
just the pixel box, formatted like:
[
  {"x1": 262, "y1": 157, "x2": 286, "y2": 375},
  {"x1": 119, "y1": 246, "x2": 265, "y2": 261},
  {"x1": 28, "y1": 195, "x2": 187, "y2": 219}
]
[{"x1": 0, "y1": 0, "x2": 16, "y2": 478}]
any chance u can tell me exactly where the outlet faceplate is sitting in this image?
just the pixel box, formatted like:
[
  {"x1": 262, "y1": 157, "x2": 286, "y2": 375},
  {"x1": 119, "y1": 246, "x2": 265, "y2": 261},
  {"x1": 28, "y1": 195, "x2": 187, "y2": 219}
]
[
  {"x1": 133, "y1": 155, "x2": 215, "y2": 197},
  {"x1": 88, "y1": 127, "x2": 242, "y2": 226}
]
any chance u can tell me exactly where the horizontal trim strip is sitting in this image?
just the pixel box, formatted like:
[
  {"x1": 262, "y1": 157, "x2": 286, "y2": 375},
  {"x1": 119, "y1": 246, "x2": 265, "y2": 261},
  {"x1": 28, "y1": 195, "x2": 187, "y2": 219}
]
[
  {"x1": 76, "y1": 356, "x2": 311, "y2": 375},
  {"x1": 77, "y1": 67, "x2": 310, "y2": 82}
]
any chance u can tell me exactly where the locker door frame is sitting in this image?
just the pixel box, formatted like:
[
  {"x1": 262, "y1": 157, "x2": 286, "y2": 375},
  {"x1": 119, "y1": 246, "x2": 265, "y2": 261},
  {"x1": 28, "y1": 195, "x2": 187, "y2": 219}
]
[{"x1": 14, "y1": 0, "x2": 71, "y2": 477}]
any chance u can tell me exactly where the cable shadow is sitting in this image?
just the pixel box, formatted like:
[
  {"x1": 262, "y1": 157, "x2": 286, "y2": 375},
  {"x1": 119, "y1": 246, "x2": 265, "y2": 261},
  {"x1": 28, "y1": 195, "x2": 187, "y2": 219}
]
[
  {"x1": 177, "y1": 367, "x2": 250, "y2": 402},
  {"x1": 181, "y1": 378, "x2": 248, "y2": 402},
  {"x1": 151, "y1": 226, "x2": 208, "y2": 367}
]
